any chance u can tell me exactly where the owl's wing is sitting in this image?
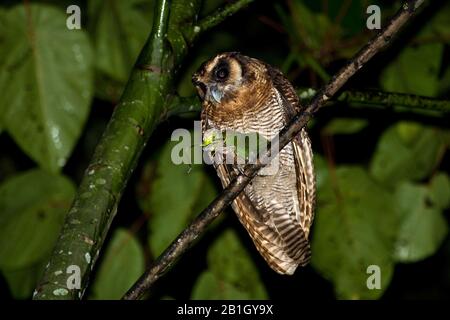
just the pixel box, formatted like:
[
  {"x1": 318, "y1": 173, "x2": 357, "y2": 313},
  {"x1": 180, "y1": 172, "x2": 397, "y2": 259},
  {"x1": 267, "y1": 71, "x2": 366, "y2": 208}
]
[
  {"x1": 266, "y1": 63, "x2": 316, "y2": 236},
  {"x1": 215, "y1": 162, "x2": 310, "y2": 275},
  {"x1": 201, "y1": 113, "x2": 311, "y2": 275},
  {"x1": 292, "y1": 129, "x2": 316, "y2": 237},
  {"x1": 265, "y1": 64, "x2": 303, "y2": 115}
]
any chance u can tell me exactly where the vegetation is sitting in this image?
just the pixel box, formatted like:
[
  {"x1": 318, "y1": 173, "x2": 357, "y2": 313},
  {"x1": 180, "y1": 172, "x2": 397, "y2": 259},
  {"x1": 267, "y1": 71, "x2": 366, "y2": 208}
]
[{"x1": 0, "y1": 0, "x2": 449, "y2": 300}]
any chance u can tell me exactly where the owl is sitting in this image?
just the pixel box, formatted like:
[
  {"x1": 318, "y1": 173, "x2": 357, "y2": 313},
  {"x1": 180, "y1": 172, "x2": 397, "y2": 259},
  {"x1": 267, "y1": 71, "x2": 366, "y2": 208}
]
[{"x1": 192, "y1": 52, "x2": 316, "y2": 275}]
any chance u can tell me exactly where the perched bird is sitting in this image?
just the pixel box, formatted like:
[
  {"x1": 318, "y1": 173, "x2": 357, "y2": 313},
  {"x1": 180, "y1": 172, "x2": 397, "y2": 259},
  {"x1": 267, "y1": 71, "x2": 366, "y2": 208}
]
[{"x1": 192, "y1": 52, "x2": 316, "y2": 275}]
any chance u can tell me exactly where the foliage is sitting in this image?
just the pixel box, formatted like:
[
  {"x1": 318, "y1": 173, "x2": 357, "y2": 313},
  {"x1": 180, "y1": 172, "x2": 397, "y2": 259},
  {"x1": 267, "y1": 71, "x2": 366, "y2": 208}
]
[
  {"x1": 0, "y1": 4, "x2": 93, "y2": 172},
  {"x1": 0, "y1": 0, "x2": 449, "y2": 300},
  {"x1": 0, "y1": 170, "x2": 75, "y2": 298},
  {"x1": 90, "y1": 229, "x2": 145, "y2": 300},
  {"x1": 191, "y1": 229, "x2": 268, "y2": 299},
  {"x1": 138, "y1": 138, "x2": 219, "y2": 257}
]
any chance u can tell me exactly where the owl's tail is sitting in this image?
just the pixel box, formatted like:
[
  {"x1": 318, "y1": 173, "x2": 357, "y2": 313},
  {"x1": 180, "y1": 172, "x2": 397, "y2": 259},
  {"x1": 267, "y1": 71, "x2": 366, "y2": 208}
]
[{"x1": 232, "y1": 199, "x2": 311, "y2": 275}]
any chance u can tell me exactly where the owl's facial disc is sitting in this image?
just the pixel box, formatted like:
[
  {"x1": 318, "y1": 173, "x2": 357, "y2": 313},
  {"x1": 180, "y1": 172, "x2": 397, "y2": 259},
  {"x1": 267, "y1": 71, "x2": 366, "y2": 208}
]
[{"x1": 192, "y1": 54, "x2": 243, "y2": 105}]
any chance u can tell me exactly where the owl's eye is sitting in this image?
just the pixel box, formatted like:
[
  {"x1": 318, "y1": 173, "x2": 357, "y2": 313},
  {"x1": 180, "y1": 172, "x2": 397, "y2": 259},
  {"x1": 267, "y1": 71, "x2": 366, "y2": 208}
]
[{"x1": 215, "y1": 66, "x2": 229, "y2": 81}]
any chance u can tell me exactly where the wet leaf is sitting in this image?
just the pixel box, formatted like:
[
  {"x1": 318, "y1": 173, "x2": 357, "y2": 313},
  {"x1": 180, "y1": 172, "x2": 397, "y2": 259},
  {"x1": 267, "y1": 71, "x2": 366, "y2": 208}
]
[
  {"x1": 0, "y1": 4, "x2": 93, "y2": 172},
  {"x1": 90, "y1": 229, "x2": 144, "y2": 300},
  {"x1": 0, "y1": 169, "x2": 75, "y2": 269}
]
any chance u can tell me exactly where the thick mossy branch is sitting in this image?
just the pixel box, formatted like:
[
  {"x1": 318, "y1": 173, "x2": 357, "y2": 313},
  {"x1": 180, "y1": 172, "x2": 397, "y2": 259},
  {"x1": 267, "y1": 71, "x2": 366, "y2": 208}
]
[
  {"x1": 123, "y1": 0, "x2": 428, "y2": 300},
  {"x1": 34, "y1": 0, "x2": 173, "y2": 300}
]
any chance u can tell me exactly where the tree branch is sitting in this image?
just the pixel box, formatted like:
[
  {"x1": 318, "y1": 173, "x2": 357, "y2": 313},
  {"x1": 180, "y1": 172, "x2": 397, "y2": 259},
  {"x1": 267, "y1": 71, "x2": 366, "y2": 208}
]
[
  {"x1": 335, "y1": 89, "x2": 450, "y2": 113},
  {"x1": 186, "y1": 0, "x2": 255, "y2": 43},
  {"x1": 33, "y1": 0, "x2": 173, "y2": 300},
  {"x1": 122, "y1": 0, "x2": 427, "y2": 300},
  {"x1": 163, "y1": 89, "x2": 450, "y2": 119}
]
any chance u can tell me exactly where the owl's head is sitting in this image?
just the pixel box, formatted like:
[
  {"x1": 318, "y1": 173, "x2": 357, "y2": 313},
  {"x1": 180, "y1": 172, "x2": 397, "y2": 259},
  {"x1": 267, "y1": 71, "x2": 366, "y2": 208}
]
[{"x1": 192, "y1": 52, "x2": 263, "y2": 105}]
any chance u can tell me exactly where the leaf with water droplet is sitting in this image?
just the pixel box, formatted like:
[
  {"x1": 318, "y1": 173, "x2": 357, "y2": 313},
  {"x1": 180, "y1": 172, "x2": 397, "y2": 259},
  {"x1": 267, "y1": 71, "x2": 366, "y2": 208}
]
[{"x1": 0, "y1": 4, "x2": 93, "y2": 172}]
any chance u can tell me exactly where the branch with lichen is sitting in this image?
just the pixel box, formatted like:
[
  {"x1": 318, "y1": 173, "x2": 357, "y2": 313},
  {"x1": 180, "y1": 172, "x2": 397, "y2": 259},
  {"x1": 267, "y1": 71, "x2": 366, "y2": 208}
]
[
  {"x1": 33, "y1": 0, "x2": 256, "y2": 300},
  {"x1": 334, "y1": 89, "x2": 450, "y2": 113},
  {"x1": 163, "y1": 89, "x2": 450, "y2": 119},
  {"x1": 123, "y1": 0, "x2": 429, "y2": 300}
]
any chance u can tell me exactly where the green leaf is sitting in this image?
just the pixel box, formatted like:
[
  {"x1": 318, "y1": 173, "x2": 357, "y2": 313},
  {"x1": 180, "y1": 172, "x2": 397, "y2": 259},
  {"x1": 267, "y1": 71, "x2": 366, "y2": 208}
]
[
  {"x1": 370, "y1": 122, "x2": 446, "y2": 187},
  {"x1": 2, "y1": 261, "x2": 46, "y2": 299},
  {"x1": 428, "y1": 173, "x2": 450, "y2": 210},
  {"x1": 88, "y1": 0, "x2": 153, "y2": 83},
  {"x1": 314, "y1": 154, "x2": 334, "y2": 203},
  {"x1": 416, "y1": 2, "x2": 450, "y2": 40},
  {"x1": 393, "y1": 182, "x2": 448, "y2": 263},
  {"x1": 192, "y1": 271, "x2": 250, "y2": 300},
  {"x1": 90, "y1": 229, "x2": 144, "y2": 300},
  {"x1": 311, "y1": 166, "x2": 398, "y2": 299},
  {"x1": 0, "y1": 4, "x2": 93, "y2": 172},
  {"x1": 380, "y1": 43, "x2": 443, "y2": 97},
  {"x1": 327, "y1": 0, "x2": 368, "y2": 38},
  {"x1": 0, "y1": 169, "x2": 75, "y2": 269},
  {"x1": 288, "y1": 0, "x2": 333, "y2": 50},
  {"x1": 323, "y1": 118, "x2": 368, "y2": 135},
  {"x1": 191, "y1": 229, "x2": 268, "y2": 299},
  {"x1": 439, "y1": 63, "x2": 450, "y2": 95},
  {"x1": 140, "y1": 139, "x2": 218, "y2": 257}
]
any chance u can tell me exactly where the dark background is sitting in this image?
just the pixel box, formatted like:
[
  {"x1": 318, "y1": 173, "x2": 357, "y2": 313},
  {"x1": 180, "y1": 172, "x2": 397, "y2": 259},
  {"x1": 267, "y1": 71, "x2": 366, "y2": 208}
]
[{"x1": 0, "y1": 0, "x2": 449, "y2": 300}]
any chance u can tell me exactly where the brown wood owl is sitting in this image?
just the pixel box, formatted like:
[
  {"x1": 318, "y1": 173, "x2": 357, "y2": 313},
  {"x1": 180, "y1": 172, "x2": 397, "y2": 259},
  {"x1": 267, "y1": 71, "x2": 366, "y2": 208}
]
[{"x1": 192, "y1": 52, "x2": 316, "y2": 275}]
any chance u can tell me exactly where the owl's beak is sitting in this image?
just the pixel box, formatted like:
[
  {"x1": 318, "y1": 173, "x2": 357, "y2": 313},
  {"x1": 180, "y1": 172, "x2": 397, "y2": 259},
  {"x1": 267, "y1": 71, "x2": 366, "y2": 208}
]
[{"x1": 192, "y1": 74, "x2": 207, "y2": 100}]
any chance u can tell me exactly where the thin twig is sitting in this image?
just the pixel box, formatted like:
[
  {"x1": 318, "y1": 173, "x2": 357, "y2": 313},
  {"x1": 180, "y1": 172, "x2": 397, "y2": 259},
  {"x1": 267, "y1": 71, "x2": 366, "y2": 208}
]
[
  {"x1": 186, "y1": 0, "x2": 255, "y2": 43},
  {"x1": 123, "y1": 0, "x2": 427, "y2": 300}
]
